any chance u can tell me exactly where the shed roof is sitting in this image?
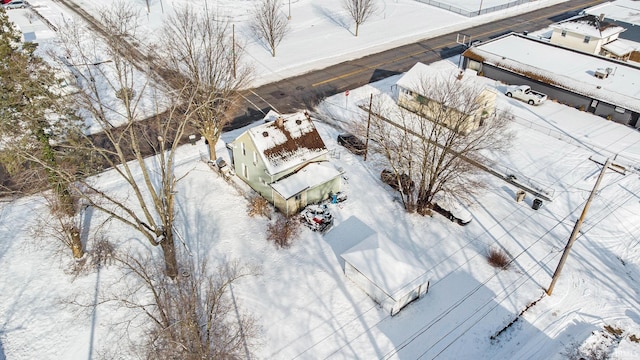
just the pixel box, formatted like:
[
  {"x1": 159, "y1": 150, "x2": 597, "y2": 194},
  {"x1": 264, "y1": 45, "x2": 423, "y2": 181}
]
[
  {"x1": 341, "y1": 234, "x2": 429, "y2": 299},
  {"x1": 464, "y1": 33, "x2": 640, "y2": 113},
  {"x1": 246, "y1": 111, "x2": 328, "y2": 175},
  {"x1": 270, "y1": 161, "x2": 342, "y2": 199},
  {"x1": 602, "y1": 39, "x2": 635, "y2": 56}
]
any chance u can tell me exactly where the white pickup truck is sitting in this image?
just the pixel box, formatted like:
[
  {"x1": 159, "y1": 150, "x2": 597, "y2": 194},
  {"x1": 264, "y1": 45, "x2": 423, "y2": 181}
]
[{"x1": 505, "y1": 85, "x2": 547, "y2": 105}]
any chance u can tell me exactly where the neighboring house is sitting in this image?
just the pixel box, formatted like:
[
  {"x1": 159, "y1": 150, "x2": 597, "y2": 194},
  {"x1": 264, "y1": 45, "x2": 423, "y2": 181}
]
[
  {"x1": 584, "y1": 0, "x2": 640, "y2": 42},
  {"x1": 396, "y1": 62, "x2": 497, "y2": 135},
  {"x1": 549, "y1": 14, "x2": 631, "y2": 60},
  {"x1": 229, "y1": 111, "x2": 342, "y2": 216},
  {"x1": 463, "y1": 33, "x2": 640, "y2": 126}
]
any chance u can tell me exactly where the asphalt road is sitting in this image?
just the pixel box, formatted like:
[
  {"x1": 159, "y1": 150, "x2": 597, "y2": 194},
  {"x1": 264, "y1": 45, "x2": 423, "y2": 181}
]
[{"x1": 231, "y1": 0, "x2": 607, "y2": 129}]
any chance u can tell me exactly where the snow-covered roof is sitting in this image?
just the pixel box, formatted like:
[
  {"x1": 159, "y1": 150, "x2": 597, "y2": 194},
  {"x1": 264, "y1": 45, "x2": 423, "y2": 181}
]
[
  {"x1": 341, "y1": 234, "x2": 429, "y2": 299},
  {"x1": 270, "y1": 162, "x2": 341, "y2": 199},
  {"x1": 396, "y1": 62, "x2": 494, "y2": 113},
  {"x1": 602, "y1": 39, "x2": 636, "y2": 56},
  {"x1": 246, "y1": 111, "x2": 328, "y2": 175},
  {"x1": 464, "y1": 33, "x2": 640, "y2": 113},
  {"x1": 550, "y1": 14, "x2": 625, "y2": 39},
  {"x1": 585, "y1": 0, "x2": 640, "y2": 26}
]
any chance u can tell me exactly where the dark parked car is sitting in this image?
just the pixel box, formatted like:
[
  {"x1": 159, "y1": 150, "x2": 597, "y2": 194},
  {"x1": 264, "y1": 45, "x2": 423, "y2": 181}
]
[
  {"x1": 337, "y1": 133, "x2": 366, "y2": 155},
  {"x1": 380, "y1": 169, "x2": 414, "y2": 193}
]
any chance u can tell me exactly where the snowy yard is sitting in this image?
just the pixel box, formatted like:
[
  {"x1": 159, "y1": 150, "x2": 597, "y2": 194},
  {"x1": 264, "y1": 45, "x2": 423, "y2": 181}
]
[
  {"x1": 3, "y1": 0, "x2": 640, "y2": 359},
  {"x1": 2, "y1": 57, "x2": 640, "y2": 359}
]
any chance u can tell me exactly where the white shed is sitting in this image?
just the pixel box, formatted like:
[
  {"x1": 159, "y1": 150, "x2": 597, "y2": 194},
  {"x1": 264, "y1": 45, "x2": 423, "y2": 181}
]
[{"x1": 341, "y1": 234, "x2": 430, "y2": 316}]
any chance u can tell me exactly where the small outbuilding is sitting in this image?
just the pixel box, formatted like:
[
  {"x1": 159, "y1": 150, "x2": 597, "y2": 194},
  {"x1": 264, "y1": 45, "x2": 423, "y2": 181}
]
[{"x1": 341, "y1": 234, "x2": 430, "y2": 316}]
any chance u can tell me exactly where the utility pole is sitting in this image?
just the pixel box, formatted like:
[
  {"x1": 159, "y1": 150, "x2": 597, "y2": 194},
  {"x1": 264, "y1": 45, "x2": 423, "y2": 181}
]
[
  {"x1": 364, "y1": 93, "x2": 373, "y2": 161},
  {"x1": 288, "y1": 0, "x2": 292, "y2": 20},
  {"x1": 546, "y1": 158, "x2": 611, "y2": 295}
]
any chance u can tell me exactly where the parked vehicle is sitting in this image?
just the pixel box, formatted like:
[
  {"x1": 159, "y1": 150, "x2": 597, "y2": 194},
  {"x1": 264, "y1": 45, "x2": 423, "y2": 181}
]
[
  {"x1": 2, "y1": 0, "x2": 27, "y2": 9},
  {"x1": 380, "y1": 169, "x2": 414, "y2": 193},
  {"x1": 208, "y1": 158, "x2": 234, "y2": 179},
  {"x1": 330, "y1": 191, "x2": 347, "y2": 203},
  {"x1": 301, "y1": 204, "x2": 333, "y2": 232},
  {"x1": 432, "y1": 195, "x2": 472, "y2": 226},
  {"x1": 337, "y1": 133, "x2": 366, "y2": 155},
  {"x1": 505, "y1": 85, "x2": 547, "y2": 105}
]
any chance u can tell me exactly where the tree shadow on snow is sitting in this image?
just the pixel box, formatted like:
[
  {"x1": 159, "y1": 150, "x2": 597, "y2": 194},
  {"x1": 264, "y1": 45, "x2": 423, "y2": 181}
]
[{"x1": 311, "y1": 4, "x2": 352, "y2": 36}]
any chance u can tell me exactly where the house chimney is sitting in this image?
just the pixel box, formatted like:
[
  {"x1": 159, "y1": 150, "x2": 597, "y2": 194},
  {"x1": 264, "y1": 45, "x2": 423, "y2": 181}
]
[
  {"x1": 275, "y1": 117, "x2": 284, "y2": 127},
  {"x1": 457, "y1": 70, "x2": 464, "y2": 80},
  {"x1": 599, "y1": 13, "x2": 605, "y2": 22}
]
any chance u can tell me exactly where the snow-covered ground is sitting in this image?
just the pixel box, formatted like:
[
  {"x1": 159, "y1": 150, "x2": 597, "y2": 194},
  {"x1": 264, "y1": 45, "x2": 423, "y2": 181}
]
[
  {"x1": 2, "y1": 56, "x2": 640, "y2": 359},
  {"x1": 3, "y1": 0, "x2": 640, "y2": 359},
  {"x1": 13, "y1": 0, "x2": 570, "y2": 87}
]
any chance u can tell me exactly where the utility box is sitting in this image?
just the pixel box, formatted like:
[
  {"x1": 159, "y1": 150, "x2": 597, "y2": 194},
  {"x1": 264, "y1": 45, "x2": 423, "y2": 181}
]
[
  {"x1": 532, "y1": 198, "x2": 543, "y2": 210},
  {"x1": 516, "y1": 190, "x2": 526, "y2": 202}
]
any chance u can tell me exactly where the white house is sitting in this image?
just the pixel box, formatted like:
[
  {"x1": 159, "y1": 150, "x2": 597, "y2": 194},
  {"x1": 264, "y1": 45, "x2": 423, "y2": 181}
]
[
  {"x1": 396, "y1": 62, "x2": 497, "y2": 135},
  {"x1": 549, "y1": 14, "x2": 632, "y2": 60},
  {"x1": 229, "y1": 111, "x2": 342, "y2": 215}
]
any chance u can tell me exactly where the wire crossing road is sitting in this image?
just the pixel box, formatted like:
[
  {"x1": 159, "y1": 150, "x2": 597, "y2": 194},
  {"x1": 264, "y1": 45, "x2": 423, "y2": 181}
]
[{"x1": 231, "y1": 0, "x2": 606, "y2": 129}]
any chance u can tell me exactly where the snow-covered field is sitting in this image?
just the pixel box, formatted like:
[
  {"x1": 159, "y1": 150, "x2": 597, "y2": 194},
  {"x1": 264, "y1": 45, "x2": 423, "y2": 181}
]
[
  {"x1": 15, "y1": 0, "x2": 570, "y2": 87},
  {"x1": 3, "y1": 0, "x2": 640, "y2": 359}
]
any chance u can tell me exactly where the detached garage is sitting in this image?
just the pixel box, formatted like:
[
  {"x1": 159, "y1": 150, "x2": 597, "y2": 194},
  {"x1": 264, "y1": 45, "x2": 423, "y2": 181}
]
[{"x1": 341, "y1": 234, "x2": 430, "y2": 316}]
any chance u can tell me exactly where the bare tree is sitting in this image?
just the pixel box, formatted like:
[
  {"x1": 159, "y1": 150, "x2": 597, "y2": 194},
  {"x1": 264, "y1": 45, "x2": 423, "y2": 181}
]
[
  {"x1": 0, "y1": 10, "x2": 86, "y2": 258},
  {"x1": 160, "y1": 6, "x2": 252, "y2": 161},
  {"x1": 54, "y1": 2, "x2": 194, "y2": 278},
  {"x1": 113, "y1": 252, "x2": 260, "y2": 359},
  {"x1": 366, "y1": 73, "x2": 513, "y2": 215},
  {"x1": 342, "y1": 0, "x2": 377, "y2": 37},
  {"x1": 252, "y1": 0, "x2": 290, "y2": 57}
]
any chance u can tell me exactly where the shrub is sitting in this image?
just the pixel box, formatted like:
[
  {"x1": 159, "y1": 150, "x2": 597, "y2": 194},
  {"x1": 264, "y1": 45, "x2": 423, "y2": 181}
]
[
  {"x1": 267, "y1": 214, "x2": 300, "y2": 248},
  {"x1": 487, "y1": 247, "x2": 510, "y2": 269},
  {"x1": 248, "y1": 196, "x2": 271, "y2": 218},
  {"x1": 562, "y1": 341, "x2": 611, "y2": 360},
  {"x1": 115, "y1": 87, "x2": 135, "y2": 101}
]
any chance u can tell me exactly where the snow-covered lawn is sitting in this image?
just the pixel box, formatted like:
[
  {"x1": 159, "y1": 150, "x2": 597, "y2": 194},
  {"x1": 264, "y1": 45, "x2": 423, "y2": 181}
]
[
  {"x1": 2, "y1": 57, "x2": 640, "y2": 359},
  {"x1": 16, "y1": 0, "x2": 570, "y2": 87},
  {"x1": 3, "y1": 0, "x2": 640, "y2": 359}
]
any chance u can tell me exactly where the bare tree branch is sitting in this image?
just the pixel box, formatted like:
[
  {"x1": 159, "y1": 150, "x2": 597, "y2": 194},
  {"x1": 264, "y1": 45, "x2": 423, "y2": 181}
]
[
  {"x1": 367, "y1": 74, "x2": 513, "y2": 215},
  {"x1": 252, "y1": 0, "x2": 290, "y2": 57},
  {"x1": 342, "y1": 0, "x2": 377, "y2": 36},
  {"x1": 159, "y1": 6, "x2": 252, "y2": 161}
]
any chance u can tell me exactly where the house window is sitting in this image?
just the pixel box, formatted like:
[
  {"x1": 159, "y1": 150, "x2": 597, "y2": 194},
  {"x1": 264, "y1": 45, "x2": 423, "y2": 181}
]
[
  {"x1": 253, "y1": 151, "x2": 258, "y2": 166},
  {"x1": 416, "y1": 94, "x2": 428, "y2": 105},
  {"x1": 584, "y1": 36, "x2": 590, "y2": 43},
  {"x1": 241, "y1": 142, "x2": 246, "y2": 156},
  {"x1": 242, "y1": 164, "x2": 248, "y2": 179},
  {"x1": 294, "y1": 194, "x2": 302, "y2": 201},
  {"x1": 561, "y1": 30, "x2": 567, "y2": 37}
]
